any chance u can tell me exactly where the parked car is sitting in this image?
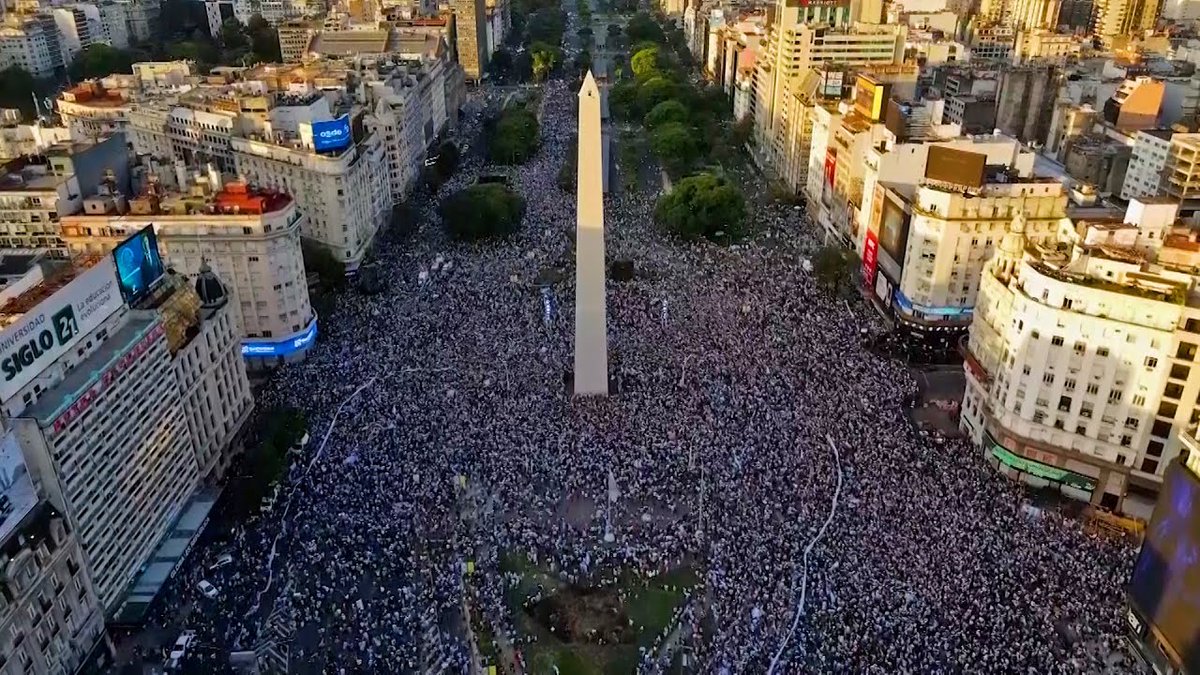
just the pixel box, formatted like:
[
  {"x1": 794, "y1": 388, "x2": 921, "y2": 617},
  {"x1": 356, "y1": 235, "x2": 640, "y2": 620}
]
[
  {"x1": 209, "y1": 553, "x2": 233, "y2": 571},
  {"x1": 166, "y1": 630, "x2": 196, "y2": 669},
  {"x1": 197, "y1": 580, "x2": 219, "y2": 599}
]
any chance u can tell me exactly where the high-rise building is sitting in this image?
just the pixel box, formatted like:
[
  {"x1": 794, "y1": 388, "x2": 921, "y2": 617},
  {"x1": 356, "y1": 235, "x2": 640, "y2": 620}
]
[
  {"x1": 962, "y1": 199, "x2": 1200, "y2": 516},
  {"x1": 452, "y1": 0, "x2": 487, "y2": 80},
  {"x1": 52, "y1": 6, "x2": 102, "y2": 63},
  {"x1": 0, "y1": 157, "x2": 84, "y2": 257},
  {"x1": 979, "y1": 0, "x2": 1061, "y2": 28},
  {"x1": 60, "y1": 179, "x2": 318, "y2": 367},
  {"x1": 1121, "y1": 129, "x2": 1180, "y2": 202},
  {"x1": 0, "y1": 245, "x2": 251, "y2": 608},
  {"x1": 278, "y1": 19, "x2": 321, "y2": 61},
  {"x1": 0, "y1": 15, "x2": 65, "y2": 79},
  {"x1": 1093, "y1": 0, "x2": 1156, "y2": 46}
]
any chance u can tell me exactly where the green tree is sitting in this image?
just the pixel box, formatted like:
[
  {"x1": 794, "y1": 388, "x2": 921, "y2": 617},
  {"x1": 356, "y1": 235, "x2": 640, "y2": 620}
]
[
  {"x1": 654, "y1": 172, "x2": 746, "y2": 242},
  {"x1": 489, "y1": 47, "x2": 514, "y2": 81},
  {"x1": 247, "y1": 13, "x2": 282, "y2": 62},
  {"x1": 609, "y1": 78, "x2": 640, "y2": 120},
  {"x1": 644, "y1": 99, "x2": 688, "y2": 129},
  {"x1": 488, "y1": 107, "x2": 540, "y2": 164},
  {"x1": 530, "y1": 41, "x2": 561, "y2": 81},
  {"x1": 0, "y1": 68, "x2": 37, "y2": 119},
  {"x1": 630, "y1": 46, "x2": 662, "y2": 80},
  {"x1": 638, "y1": 76, "x2": 678, "y2": 112},
  {"x1": 650, "y1": 122, "x2": 700, "y2": 177},
  {"x1": 626, "y1": 12, "x2": 664, "y2": 44},
  {"x1": 440, "y1": 184, "x2": 526, "y2": 241},
  {"x1": 69, "y1": 44, "x2": 135, "y2": 80},
  {"x1": 220, "y1": 17, "x2": 248, "y2": 48},
  {"x1": 813, "y1": 245, "x2": 855, "y2": 295}
]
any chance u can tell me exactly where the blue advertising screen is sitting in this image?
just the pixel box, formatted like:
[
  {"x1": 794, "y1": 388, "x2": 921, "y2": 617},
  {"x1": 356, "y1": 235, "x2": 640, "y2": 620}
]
[
  {"x1": 112, "y1": 225, "x2": 165, "y2": 305},
  {"x1": 1129, "y1": 461, "x2": 1200, "y2": 672},
  {"x1": 241, "y1": 319, "x2": 318, "y2": 358},
  {"x1": 312, "y1": 115, "x2": 352, "y2": 153}
]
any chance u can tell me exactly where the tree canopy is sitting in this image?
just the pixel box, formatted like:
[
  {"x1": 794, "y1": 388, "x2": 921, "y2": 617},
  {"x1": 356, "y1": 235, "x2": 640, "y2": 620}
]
[
  {"x1": 530, "y1": 41, "x2": 562, "y2": 81},
  {"x1": 813, "y1": 245, "x2": 856, "y2": 295},
  {"x1": 487, "y1": 106, "x2": 540, "y2": 164},
  {"x1": 626, "y1": 12, "x2": 665, "y2": 44},
  {"x1": 644, "y1": 99, "x2": 688, "y2": 129},
  {"x1": 440, "y1": 184, "x2": 526, "y2": 241},
  {"x1": 650, "y1": 122, "x2": 701, "y2": 177},
  {"x1": 69, "y1": 44, "x2": 136, "y2": 80},
  {"x1": 654, "y1": 172, "x2": 746, "y2": 242},
  {"x1": 638, "y1": 76, "x2": 678, "y2": 112},
  {"x1": 630, "y1": 46, "x2": 663, "y2": 80}
]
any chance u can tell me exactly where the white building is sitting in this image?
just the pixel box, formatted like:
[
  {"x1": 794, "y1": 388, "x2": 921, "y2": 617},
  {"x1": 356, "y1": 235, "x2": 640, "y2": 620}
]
[
  {"x1": 60, "y1": 179, "x2": 318, "y2": 367},
  {"x1": 0, "y1": 16, "x2": 65, "y2": 79},
  {"x1": 115, "y1": 0, "x2": 159, "y2": 42},
  {"x1": 1120, "y1": 129, "x2": 1178, "y2": 201},
  {"x1": 56, "y1": 83, "x2": 131, "y2": 141},
  {"x1": 52, "y1": 6, "x2": 102, "y2": 63},
  {"x1": 232, "y1": 120, "x2": 390, "y2": 270},
  {"x1": 0, "y1": 253, "x2": 251, "y2": 608},
  {"x1": 963, "y1": 199, "x2": 1200, "y2": 516},
  {"x1": 1162, "y1": 0, "x2": 1200, "y2": 20},
  {"x1": 98, "y1": 1, "x2": 131, "y2": 49}
]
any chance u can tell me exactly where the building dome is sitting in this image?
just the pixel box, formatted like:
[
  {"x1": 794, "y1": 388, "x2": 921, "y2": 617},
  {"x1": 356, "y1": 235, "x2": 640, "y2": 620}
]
[{"x1": 194, "y1": 261, "x2": 228, "y2": 308}]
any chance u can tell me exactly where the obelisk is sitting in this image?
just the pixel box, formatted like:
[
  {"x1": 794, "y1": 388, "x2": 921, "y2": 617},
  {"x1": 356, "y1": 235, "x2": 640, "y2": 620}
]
[{"x1": 574, "y1": 71, "x2": 609, "y2": 396}]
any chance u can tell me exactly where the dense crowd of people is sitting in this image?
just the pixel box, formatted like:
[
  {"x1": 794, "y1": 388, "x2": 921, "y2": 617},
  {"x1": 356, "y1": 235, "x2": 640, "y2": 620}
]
[{"x1": 144, "y1": 72, "x2": 1140, "y2": 674}]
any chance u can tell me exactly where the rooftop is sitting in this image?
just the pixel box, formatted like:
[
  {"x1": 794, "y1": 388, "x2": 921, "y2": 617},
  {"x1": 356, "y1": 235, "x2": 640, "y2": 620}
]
[
  {"x1": 0, "y1": 254, "x2": 105, "y2": 317},
  {"x1": 25, "y1": 315, "x2": 155, "y2": 426}
]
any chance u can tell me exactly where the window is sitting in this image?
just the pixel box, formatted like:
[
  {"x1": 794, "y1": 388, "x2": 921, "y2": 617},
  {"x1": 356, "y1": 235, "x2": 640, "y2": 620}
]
[
  {"x1": 1033, "y1": 410, "x2": 1046, "y2": 423},
  {"x1": 1125, "y1": 417, "x2": 1140, "y2": 429},
  {"x1": 1141, "y1": 457, "x2": 1160, "y2": 474},
  {"x1": 1170, "y1": 364, "x2": 1190, "y2": 380},
  {"x1": 1064, "y1": 378, "x2": 1076, "y2": 391},
  {"x1": 1108, "y1": 390, "x2": 1123, "y2": 403},
  {"x1": 1097, "y1": 347, "x2": 1110, "y2": 357},
  {"x1": 1051, "y1": 336, "x2": 1064, "y2": 346},
  {"x1": 1022, "y1": 365, "x2": 1031, "y2": 376},
  {"x1": 1159, "y1": 402, "x2": 1178, "y2": 418},
  {"x1": 1031, "y1": 330, "x2": 1040, "y2": 339},
  {"x1": 1151, "y1": 420, "x2": 1172, "y2": 438},
  {"x1": 1121, "y1": 435, "x2": 1132, "y2": 447},
  {"x1": 1073, "y1": 341, "x2": 1085, "y2": 354},
  {"x1": 1177, "y1": 343, "x2": 1198, "y2": 360},
  {"x1": 1076, "y1": 425, "x2": 1088, "y2": 435},
  {"x1": 1147, "y1": 440, "x2": 1165, "y2": 457},
  {"x1": 1145, "y1": 356, "x2": 1159, "y2": 368},
  {"x1": 1080, "y1": 404, "x2": 1093, "y2": 418},
  {"x1": 1058, "y1": 396, "x2": 1072, "y2": 411},
  {"x1": 1043, "y1": 373, "x2": 1055, "y2": 385},
  {"x1": 1087, "y1": 383, "x2": 1099, "y2": 395},
  {"x1": 1133, "y1": 394, "x2": 1146, "y2": 406}
]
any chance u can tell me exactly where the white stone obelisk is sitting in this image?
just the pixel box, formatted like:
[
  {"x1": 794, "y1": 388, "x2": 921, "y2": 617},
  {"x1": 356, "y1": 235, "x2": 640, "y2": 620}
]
[{"x1": 574, "y1": 71, "x2": 609, "y2": 396}]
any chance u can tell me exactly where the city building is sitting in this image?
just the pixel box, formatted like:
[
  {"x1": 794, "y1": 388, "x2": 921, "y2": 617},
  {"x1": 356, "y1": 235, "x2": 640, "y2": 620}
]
[
  {"x1": 117, "y1": 0, "x2": 160, "y2": 42},
  {"x1": 452, "y1": 0, "x2": 487, "y2": 80},
  {"x1": 0, "y1": 479, "x2": 109, "y2": 675},
  {"x1": 969, "y1": 25, "x2": 1016, "y2": 61},
  {"x1": 1120, "y1": 129, "x2": 1179, "y2": 201},
  {"x1": 944, "y1": 94, "x2": 997, "y2": 134},
  {"x1": 231, "y1": 116, "x2": 391, "y2": 271},
  {"x1": 962, "y1": 199, "x2": 1200, "y2": 516},
  {"x1": 0, "y1": 15, "x2": 65, "y2": 79},
  {"x1": 861, "y1": 144, "x2": 1056, "y2": 332},
  {"x1": 994, "y1": 64, "x2": 1059, "y2": 144},
  {"x1": 52, "y1": 6, "x2": 102, "y2": 63},
  {"x1": 0, "y1": 157, "x2": 84, "y2": 257},
  {"x1": 1011, "y1": 29, "x2": 1081, "y2": 65},
  {"x1": 0, "y1": 125, "x2": 71, "y2": 161},
  {"x1": 1162, "y1": 0, "x2": 1200, "y2": 20},
  {"x1": 978, "y1": 0, "x2": 1061, "y2": 28},
  {"x1": 0, "y1": 243, "x2": 251, "y2": 609},
  {"x1": 59, "y1": 178, "x2": 318, "y2": 367},
  {"x1": 1102, "y1": 77, "x2": 1165, "y2": 132},
  {"x1": 278, "y1": 18, "x2": 321, "y2": 61},
  {"x1": 98, "y1": 1, "x2": 131, "y2": 49},
  {"x1": 1093, "y1": 0, "x2": 1156, "y2": 47},
  {"x1": 56, "y1": 82, "x2": 131, "y2": 141}
]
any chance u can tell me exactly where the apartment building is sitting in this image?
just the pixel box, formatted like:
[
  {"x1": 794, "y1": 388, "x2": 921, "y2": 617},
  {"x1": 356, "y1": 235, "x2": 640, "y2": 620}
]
[
  {"x1": 232, "y1": 121, "x2": 390, "y2": 271},
  {"x1": 0, "y1": 16, "x2": 64, "y2": 79},
  {"x1": 52, "y1": 6, "x2": 101, "y2": 62},
  {"x1": 278, "y1": 19, "x2": 320, "y2": 61},
  {"x1": 0, "y1": 492, "x2": 108, "y2": 675},
  {"x1": 752, "y1": 22, "x2": 905, "y2": 190},
  {"x1": 962, "y1": 200, "x2": 1200, "y2": 516},
  {"x1": 979, "y1": 0, "x2": 1061, "y2": 28},
  {"x1": 57, "y1": 83, "x2": 131, "y2": 141},
  {"x1": 1012, "y1": 29, "x2": 1081, "y2": 65},
  {"x1": 969, "y1": 25, "x2": 1016, "y2": 61},
  {"x1": 59, "y1": 179, "x2": 317, "y2": 367},
  {"x1": 1165, "y1": 133, "x2": 1200, "y2": 203},
  {"x1": 0, "y1": 158, "x2": 83, "y2": 257},
  {"x1": 452, "y1": 0, "x2": 488, "y2": 80},
  {"x1": 1093, "y1": 0, "x2": 1156, "y2": 47},
  {"x1": 1, "y1": 250, "x2": 250, "y2": 608},
  {"x1": 1120, "y1": 129, "x2": 1177, "y2": 201}
]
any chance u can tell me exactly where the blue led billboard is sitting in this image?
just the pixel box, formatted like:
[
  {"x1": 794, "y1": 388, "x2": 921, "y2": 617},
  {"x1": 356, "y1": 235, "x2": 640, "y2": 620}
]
[
  {"x1": 312, "y1": 115, "x2": 352, "y2": 153},
  {"x1": 1129, "y1": 460, "x2": 1200, "y2": 672},
  {"x1": 241, "y1": 320, "x2": 318, "y2": 358},
  {"x1": 112, "y1": 225, "x2": 165, "y2": 305}
]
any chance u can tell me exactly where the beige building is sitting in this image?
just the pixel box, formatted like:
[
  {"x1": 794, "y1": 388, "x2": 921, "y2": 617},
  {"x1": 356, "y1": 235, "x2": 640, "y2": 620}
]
[
  {"x1": 59, "y1": 179, "x2": 317, "y2": 368},
  {"x1": 452, "y1": 0, "x2": 488, "y2": 80},
  {"x1": 1012, "y1": 29, "x2": 1081, "y2": 65},
  {"x1": 0, "y1": 503, "x2": 108, "y2": 675},
  {"x1": 1094, "y1": 0, "x2": 1157, "y2": 46},
  {"x1": 1166, "y1": 133, "x2": 1200, "y2": 201},
  {"x1": 278, "y1": 19, "x2": 320, "y2": 62},
  {"x1": 963, "y1": 200, "x2": 1200, "y2": 516},
  {"x1": 56, "y1": 83, "x2": 131, "y2": 141},
  {"x1": 0, "y1": 158, "x2": 84, "y2": 257}
]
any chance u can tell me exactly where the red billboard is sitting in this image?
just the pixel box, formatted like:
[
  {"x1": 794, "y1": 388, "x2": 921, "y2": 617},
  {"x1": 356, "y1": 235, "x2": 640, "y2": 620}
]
[
  {"x1": 862, "y1": 231, "x2": 879, "y2": 288},
  {"x1": 824, "y1": 148, "x2": 837, "y2": 189}
]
